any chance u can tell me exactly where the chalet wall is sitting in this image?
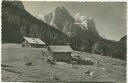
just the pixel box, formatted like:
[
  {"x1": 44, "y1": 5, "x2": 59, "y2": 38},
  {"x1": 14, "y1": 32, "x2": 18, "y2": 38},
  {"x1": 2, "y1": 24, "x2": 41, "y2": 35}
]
[{"x1": 52, "y1": 52, "x2": 71, "y2": 62}]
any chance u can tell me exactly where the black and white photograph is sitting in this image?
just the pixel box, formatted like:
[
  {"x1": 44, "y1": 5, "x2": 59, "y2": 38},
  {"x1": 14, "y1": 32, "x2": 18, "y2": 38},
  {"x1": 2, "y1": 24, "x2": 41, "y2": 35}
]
[{"x1": 1, "y1": 0, "x2": 127, "y2": 82}]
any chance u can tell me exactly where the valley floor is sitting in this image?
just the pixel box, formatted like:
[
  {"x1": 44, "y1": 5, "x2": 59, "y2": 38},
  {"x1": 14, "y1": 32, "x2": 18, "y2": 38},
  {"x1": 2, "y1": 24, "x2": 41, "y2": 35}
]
[{"x1": 1, "y1": 43, "x2": 126, "y2": 83}]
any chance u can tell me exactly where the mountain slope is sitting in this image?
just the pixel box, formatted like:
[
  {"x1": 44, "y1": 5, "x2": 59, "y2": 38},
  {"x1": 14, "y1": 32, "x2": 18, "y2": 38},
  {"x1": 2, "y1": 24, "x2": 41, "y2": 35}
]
[
  {"x1": 2, "y1": 1, "x2": 70, "y2": 45},
  {"x1": 112, "y1": 35, "x2": 127, "y2": 60}
]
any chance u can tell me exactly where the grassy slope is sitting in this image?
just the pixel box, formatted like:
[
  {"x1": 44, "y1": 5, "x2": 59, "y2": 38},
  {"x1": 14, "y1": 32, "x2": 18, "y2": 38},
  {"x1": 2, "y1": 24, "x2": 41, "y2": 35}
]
[{"x1": 2, "y1": 44, "x2": 126, "y2": 82}]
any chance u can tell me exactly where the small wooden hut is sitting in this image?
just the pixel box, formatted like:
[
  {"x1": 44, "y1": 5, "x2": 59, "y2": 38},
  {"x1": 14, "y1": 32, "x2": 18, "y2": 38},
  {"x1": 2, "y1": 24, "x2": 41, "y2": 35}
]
[
  {"x1": 48, "y1": 45, "x2": 73, "y2": 62},
  {"x1": 22, "y1": 37, "x2": 46, "y2": 48}
]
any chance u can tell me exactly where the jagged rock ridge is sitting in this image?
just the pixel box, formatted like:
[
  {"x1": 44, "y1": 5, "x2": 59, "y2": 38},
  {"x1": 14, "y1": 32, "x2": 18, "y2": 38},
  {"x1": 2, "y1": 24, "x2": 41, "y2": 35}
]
[{"x1": 44, "y1": 6, "x2": 99, "y2": 37}]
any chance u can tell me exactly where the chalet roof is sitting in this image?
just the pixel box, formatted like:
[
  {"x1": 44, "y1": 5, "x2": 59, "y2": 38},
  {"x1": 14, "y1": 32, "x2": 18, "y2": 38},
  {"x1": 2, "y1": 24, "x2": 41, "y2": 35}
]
[
  {"x1": 49, "y1": 45, "x2": 73, "y2": 52},
  {"x1": 24, "y1": 37, "x2": 45, "y2": 45}
]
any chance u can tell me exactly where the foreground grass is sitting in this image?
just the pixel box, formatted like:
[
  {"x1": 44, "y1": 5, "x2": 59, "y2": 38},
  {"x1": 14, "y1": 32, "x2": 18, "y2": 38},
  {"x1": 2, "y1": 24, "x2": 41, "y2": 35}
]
[{"x1": 1, "y1": 43, "x2": 126, "y2": 82}]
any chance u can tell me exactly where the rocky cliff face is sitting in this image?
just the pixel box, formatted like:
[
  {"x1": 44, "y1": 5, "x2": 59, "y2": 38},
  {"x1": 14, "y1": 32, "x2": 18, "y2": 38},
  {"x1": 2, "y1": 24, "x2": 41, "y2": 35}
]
[
  {"x1": 74, "y1": 13, "x2": 99, "y2": 36},
  {"x1": 44, "y1": 6, "x2": 99, "y2": 37}
]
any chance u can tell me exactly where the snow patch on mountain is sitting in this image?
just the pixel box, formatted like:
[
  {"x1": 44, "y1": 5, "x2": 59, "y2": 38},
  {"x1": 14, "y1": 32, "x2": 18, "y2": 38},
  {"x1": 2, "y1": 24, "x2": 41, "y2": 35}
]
[
  {"x1": 74, "y1": 13, "x2": 95, "y2": 31},
  {"x1": 50, "y1": 12, "x2": 55, "y2": 26},
  {"x1": 35, "y1": 14, "x2": 46, "y2": 22}
]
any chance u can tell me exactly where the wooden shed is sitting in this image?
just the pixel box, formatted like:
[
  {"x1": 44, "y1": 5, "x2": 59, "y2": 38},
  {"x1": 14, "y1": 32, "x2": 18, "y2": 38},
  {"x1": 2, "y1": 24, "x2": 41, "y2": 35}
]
[
  {"x1": 22, "y1": 37, "x2": 46, "y2": 48},
  {"x1": 49, "y1": 45, "x2": 73, "y2": 62}
]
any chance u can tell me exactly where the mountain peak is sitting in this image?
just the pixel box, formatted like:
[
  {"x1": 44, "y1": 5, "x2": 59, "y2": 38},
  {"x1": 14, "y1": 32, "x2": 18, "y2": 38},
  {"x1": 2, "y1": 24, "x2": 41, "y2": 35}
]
[
  {"x1": 44, "y1": 6, "x2": 74, "y2": 31},
  {"x1": 44, "y1": 6, "x2": 99, "y2": 37},
  {"x1": 55, "y1": 6, "x2": 67, "y2": 10},
  {"x1": 120, "y1": 35, "x2": 127, "y2": 42},
  {"x1": 74, "y1": 13, "x2": 99, "y2": 35},
  {"x1": 54, "y1": 6, "x2": 71, "y2": 17}
]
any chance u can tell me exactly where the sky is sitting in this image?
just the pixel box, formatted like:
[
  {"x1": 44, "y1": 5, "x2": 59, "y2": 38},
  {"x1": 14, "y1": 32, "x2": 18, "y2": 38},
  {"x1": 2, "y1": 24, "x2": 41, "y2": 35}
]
[{"x1": 22, "y1": 1, "x2": 127, "y2": 41}]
